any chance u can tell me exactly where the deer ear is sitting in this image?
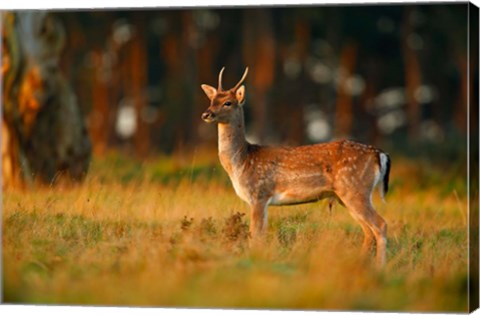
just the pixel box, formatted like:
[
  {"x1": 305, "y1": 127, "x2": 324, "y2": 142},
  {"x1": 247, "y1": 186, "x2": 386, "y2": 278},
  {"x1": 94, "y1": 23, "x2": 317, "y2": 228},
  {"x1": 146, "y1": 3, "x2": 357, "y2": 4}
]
[
  {"x1": 236, "y1": 85, "x2": 246, "y2": 105},
  {"x1": 201, "y1": 84, "x2": 217, "y2": 100}
]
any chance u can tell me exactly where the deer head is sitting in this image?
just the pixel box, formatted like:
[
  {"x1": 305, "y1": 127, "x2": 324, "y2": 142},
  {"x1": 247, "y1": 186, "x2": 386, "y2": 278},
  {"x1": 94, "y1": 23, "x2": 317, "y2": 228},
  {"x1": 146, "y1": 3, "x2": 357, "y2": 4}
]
[{"x1": 201, "y1": 67, "x2": 248, "y2": 123}]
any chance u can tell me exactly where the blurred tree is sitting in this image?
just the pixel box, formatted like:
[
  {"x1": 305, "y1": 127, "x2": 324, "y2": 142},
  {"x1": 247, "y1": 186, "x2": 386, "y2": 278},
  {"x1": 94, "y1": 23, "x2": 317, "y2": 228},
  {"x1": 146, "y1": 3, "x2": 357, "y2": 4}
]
[
  {"x1": 86, "y1": 13, "x2": 116, "y2": 155},
  {"x1": 195, "y1": 10, "x2": 221, "y2": 146},
  {"x1": 242, "y1": 9, "x2": 276, "y2": 142},
  {"x1": 160, "y1": 10, "x2": 197, "y2": 152},
  {"x1": 181, "y1": 10, "x2": 201, "y2": 149},
  {"x1": 2, "y1": 12, "x2": 91, "y2": 189},
  {"x1": 90, "y1": 47, "x2": 111, "y2": 155},
  {"x1": 402, "y1": 6, "x2": 423, "y2": 142},
  {"x1": 274, "y1": 9, "x2": 313, "y2": 145},
  {"x1": 130, "y1": 13, "x2": 150, "y2": 157},
  {"x1": 450, "y1": 6, "x2": 472, "y2": 135},
  {"x1": 335, "y1": 41, "x2": 357, "y2": 138}
]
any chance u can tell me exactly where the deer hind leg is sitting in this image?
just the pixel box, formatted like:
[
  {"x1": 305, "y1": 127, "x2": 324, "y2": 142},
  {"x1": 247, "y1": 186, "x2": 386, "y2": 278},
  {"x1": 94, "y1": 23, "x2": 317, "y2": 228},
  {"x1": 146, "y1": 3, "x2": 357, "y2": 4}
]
[
  {"x1": 370, "y1": 209, "x2": 387, "y2": 266},
  {"x1": 339, "y1": 194, "x2": 387, "y2": 266},
  {"x1": 357, "y1": 218, "x2": 375, "y2": 254}
]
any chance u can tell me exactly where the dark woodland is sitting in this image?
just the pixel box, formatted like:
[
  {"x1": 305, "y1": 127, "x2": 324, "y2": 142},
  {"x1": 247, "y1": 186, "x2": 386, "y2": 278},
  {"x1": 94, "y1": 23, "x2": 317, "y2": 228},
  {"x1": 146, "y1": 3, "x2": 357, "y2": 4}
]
[{"x1": 2, "y1": 4, "x2": 478, "y2": 186}]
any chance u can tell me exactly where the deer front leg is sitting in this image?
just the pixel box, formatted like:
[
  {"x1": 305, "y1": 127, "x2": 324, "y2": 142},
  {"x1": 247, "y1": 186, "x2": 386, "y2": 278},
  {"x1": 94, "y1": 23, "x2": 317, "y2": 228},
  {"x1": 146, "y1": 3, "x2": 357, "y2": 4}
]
[{"x1": 249, "y1": 201, "x2": 268, "y2": 239}]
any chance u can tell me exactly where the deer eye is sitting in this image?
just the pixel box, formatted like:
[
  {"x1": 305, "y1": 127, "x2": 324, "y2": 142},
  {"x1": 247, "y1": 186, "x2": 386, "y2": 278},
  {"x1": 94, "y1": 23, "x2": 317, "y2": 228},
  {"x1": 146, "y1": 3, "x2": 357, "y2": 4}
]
[{"x1": 223, "y1": 101, "x2": 232, "y2": 107}]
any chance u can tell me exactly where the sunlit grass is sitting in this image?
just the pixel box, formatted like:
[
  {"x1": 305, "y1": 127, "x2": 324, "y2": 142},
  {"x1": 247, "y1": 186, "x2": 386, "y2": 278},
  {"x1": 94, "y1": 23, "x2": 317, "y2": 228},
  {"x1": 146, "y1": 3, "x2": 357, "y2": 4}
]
[{"x1": 2, "y1": 150, "x2": 469, "y2": 311}]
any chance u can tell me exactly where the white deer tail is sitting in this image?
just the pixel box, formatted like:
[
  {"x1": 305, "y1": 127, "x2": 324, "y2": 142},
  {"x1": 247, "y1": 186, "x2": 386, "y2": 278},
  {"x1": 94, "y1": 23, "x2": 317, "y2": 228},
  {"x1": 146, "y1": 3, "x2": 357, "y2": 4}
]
[{"x1": 377, "y1": 152, "x2": 391, "y2": 201}]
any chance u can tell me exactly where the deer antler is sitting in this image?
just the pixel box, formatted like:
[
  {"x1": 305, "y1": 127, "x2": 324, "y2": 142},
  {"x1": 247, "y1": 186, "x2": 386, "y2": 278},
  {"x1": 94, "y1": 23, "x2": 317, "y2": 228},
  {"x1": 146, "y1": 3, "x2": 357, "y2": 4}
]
[
  {"x1": 218, "y1": 67, "x2": 225, "y2": 91},
  {"x1": 233, "y1": 67, "x2": 249, "y2": 91}
]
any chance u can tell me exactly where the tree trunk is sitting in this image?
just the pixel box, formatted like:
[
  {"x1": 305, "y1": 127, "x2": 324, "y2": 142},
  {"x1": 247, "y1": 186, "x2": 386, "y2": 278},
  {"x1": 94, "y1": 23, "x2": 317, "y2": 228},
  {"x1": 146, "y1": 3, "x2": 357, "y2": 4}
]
[
  {"x1": 402, "y1": 7, "x2": 422, "y2": 143},
  {"x1": 89, "y1": 48, "x2": 111, "y2": 156},
  {"x1": 242, "y1": 9, "x2": 275, "y2": 143},
  {"x1": 454, "y1": 55, "x2": 469, "y2": 133},
  {"x1": 285, "y1": 17, "x2": 311, "y2": 145},
  {"x1": 2, "y1": 12, "x2": 91, "y2": 189},
  {"x1": 335, "y1": 41, "x2": 357, "y2": 138},
  {"x1": 131, "y1": 14, "x2": 150, "y2": 158}
]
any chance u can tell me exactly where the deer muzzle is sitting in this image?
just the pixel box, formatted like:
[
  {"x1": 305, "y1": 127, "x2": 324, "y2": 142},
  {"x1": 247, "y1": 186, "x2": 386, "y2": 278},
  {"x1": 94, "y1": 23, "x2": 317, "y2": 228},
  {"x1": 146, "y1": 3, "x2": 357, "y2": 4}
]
[{"x1": 201, "y1": 109, "x2": 216, "y2": 123}]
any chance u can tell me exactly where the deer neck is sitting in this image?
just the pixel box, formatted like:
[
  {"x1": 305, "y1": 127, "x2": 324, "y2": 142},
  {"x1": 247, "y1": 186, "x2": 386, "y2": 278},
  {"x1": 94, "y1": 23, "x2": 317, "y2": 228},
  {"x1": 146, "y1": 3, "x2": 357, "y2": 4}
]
[{"x1": 217, "y1": 108, "x2": 248, "y2": 172}]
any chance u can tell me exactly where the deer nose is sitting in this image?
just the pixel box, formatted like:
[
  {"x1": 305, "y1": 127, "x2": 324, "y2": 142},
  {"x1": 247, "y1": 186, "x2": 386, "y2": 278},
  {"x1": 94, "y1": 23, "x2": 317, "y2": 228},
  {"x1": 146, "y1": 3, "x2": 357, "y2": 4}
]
[{"x1": 202, "y1": 110, "x2": 215, "y2": 121}]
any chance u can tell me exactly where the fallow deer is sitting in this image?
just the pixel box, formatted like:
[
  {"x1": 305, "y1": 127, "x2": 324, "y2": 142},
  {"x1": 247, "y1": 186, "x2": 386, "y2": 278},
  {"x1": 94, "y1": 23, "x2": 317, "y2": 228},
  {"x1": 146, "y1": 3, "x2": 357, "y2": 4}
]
[{"x1": 201, "y1": 67, "x2": 391, "y2": 266}]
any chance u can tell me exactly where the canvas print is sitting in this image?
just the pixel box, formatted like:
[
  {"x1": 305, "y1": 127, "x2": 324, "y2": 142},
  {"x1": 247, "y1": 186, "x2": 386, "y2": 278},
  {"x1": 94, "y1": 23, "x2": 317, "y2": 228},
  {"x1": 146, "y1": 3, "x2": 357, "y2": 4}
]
[{"x1": 1, "y1": 2, "x2": 479, "y2": 312}]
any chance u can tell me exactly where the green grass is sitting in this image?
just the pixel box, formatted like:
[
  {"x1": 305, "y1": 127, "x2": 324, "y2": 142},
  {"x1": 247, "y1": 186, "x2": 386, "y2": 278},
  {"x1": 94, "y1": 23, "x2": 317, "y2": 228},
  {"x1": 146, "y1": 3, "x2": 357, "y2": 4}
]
[{"x1": 2, "y1": 150, "x2": 469, "y2": 311}]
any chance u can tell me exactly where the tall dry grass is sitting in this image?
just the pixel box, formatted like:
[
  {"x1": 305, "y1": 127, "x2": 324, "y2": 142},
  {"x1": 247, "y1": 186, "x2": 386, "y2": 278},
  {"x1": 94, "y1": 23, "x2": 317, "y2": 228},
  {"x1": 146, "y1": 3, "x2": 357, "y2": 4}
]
[{"x1": 2, "y1": 150, "x2": 469, "y2": 311}]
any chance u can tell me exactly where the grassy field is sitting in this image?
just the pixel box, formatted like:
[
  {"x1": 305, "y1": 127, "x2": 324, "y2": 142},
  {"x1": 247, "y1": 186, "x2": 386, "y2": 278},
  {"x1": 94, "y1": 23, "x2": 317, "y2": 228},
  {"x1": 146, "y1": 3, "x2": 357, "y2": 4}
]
[{"x1": 2, "y1": 149, "x2": 469, "y2": 311}]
